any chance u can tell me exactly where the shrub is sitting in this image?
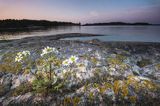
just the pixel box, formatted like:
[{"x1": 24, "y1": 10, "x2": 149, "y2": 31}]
[{"x1": 32, "y1": 77, "x2": 65, "y2": 95}]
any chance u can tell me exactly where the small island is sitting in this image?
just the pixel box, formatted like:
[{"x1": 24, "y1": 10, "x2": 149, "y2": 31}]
[{"x1": 84, "y1": 22, "x2": 153, "y2": 26}]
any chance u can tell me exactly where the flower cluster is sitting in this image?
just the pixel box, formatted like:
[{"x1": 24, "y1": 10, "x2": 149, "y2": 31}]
[
  {"x1": 62, "y1": 55, "x2": 79, "y2": 66},
  {"x1": 41, "y1": 46, "x2": 58, "y2": 57},
  {"x1": 15, "y1": 51, "x2": 30, "y2": 62}
]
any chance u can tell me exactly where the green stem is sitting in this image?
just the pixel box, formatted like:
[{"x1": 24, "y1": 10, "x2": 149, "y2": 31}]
[{"x1": 50, "y1": 63, "x2": 52, "y2": 80}]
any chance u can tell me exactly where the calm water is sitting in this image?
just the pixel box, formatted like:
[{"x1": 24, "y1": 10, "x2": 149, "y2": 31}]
[{"x1": 0, "y1": 26, "x2": 160, "y2": 42}]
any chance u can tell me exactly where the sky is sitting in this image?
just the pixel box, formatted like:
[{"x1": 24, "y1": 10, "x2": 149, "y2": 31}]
[{"x1": 0, "y1": 0, "x2": 160, "y2": 24}]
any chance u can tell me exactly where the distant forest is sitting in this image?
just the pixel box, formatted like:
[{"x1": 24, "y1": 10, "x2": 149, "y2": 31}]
[
  {"x1": 0, "y1": 19, "x2": 80, "y2": 29},
  {"x1": 84, "y1": 22, "x2": 152, "y2": 26},
  {"x1": 0, "y1": 19, "x2": 157, "y2": 30}
]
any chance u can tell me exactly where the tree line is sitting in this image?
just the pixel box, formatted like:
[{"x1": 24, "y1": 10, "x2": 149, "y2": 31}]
[
  {"x1": 0, "y1": 19, "x2": 80, "y2": 29},
  {"x1": 84, "y1": 22, "x2": 152, "y2": 26}
]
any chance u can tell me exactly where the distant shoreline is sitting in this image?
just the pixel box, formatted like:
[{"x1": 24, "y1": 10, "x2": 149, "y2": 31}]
[
  {"x1": 83, "y1": 24, "x2": 160, "y2": 26},
  {"x1": 0, "y1": 24, "x2": 159, "y2": 34},
  {"x1": 0, "y1": 19, "x2": 80, "y2": 30},
  {"x1": 83, "y1": 22, "x2": 160, "y2": 26},
  {"x1": 0, "y1": 19, "x2": 160, "y2": 30}
]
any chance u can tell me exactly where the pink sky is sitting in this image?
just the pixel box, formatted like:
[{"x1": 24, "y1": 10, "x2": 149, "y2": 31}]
[{"x1": 0, "y1": 0, "x2": 160, "y2": 24}]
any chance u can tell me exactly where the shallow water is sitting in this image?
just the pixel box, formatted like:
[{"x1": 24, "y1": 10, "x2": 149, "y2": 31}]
[{"x1": 0, "y1": 25, "x2": 160, "y2": 42}]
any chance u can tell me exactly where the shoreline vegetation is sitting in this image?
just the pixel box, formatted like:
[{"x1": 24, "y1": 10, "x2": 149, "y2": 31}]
[
  {"x1": 0, "y1": 19, "x2": 81, "y2": 37},
  {"x1": 0, "y1": 19, "x2": 80, "y2": 30},
  {"x1": 0, "y1": 19, "x2": 159, "y2": 38},
  {"x1": 0, "y1": 19, "x2": 80, "y2": 35},
  {"x1": 0, "y1": 19, "x2": 159, "y2": 30},
  {"x1": 84, "y1": 22, "x2": 160, "y2": 26},
  {"x1": 0, "y1": 19, "x2": 159, "y2": 40}
]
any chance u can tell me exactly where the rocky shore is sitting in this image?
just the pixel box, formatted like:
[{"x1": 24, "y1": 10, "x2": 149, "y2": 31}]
[{"x1": 0, "y1": 33, "x2": 160, "y2": 106}]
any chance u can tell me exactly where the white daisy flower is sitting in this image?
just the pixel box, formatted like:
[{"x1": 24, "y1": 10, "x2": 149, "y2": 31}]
[
  {"x1": 17, "y1": 52, "x2": 23, "y2": 56},
  {"x1": 15, "y1": 51, "x2": 30, "y2": 62},
  {"x1": 76, "y1": 73, "x2": 82, "y2": 79},
  {"x1": 62, "y1": 69, "x2": 68, "y2": 73},
  {"x1": 27, "y1": 75, "x2": 36, "y2": 83},
  {"x1": 62, "y1": 59, "x2": 70, "y2": 66},
  {"x1": 22, "y1": 51, "x2": 30, "y2": 56},
  {"x1": 52, "y1": 47, "x2": 59, "y2": 54},
  {"x1": 41, "y1": 46, "x2": 58, "y2": 56},
  {"x1": 15, "y1": 55, "x2": 23, "y2": 62},
  {"x1": 69, "y1": 55, "x2": 78, "y2": 63}
]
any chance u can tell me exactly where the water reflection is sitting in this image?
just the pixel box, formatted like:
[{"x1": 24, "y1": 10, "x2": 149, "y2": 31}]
[
  {"x1": 0, "y1": 26, "x2": 160, "y2": 42},
  {"x1": 0, "y1": 26, "x2": 79, "y2": 40}
]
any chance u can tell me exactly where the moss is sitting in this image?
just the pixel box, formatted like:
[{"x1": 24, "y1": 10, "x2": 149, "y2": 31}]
[
  {"x1": 11, "y1": 83, "x2": 33, "y2": 96},
  {"x1": 107, "y1": 54, "x2": 129, "y2": 71},
  {"x1": 119, "y1": 64, "x2": 130, "y2": 71},
  {"x1": 81, "y1": 54, "x2": 89, "y2": 59},
  {"x1": 96, "y1": 82, "x2": 113, "y2": 94},
  {"x1": 108, "y1": 58, "x2": 122, "y2": 65},
  {"x1": 104, "y1": 82, "x2": 113, "y2": 89},
  {"x1": 141, "y1": 80, "x2": 157, "y2": 91},
  {"x1": 88, "y1": 92, "x2": 94, "y2": 101},
  {"x1": 99, "y1": 86, "x2": 106, "y2": 94},
  {"x1": 108, "y1": 54, "x2": 126, "y2": 65},
  {"x1": 127, "y1": 76, "x2": 140, "y2": 91},
  {"x1": 0, "y1": 52, "x2": 22, "y2": 73},
  {"x1": 64, "y1": 97, "x2": 80, "y2": 106},
  {"x1": 76, "y1": 62, "x2": 85, "y2": 67},
  {"x1": 156, "y1": 64, "x2": 160, "y2": 70},
  {"x1": 72, "y1": 97, "x2": 81, "y2": 106},
  {"x1": 0, "y1": 85, "x2": 8, "y2": 96},
  {"x1": 121, "y1": 84, "x2": 128, "y2": 97},
  {"x1": 84, "y1": 83, "x2": 89, "y2": 92},
  {"x1": 93, "y1": 83, "x2": 99, "y2": 88},
  {"x1": 129, "y1": 96, "x2": 137, "y2": 103},
  {"x1": 23, "y1": 68, "x2": 30, "y2": 74},
  {"x1": 64, "y1": 97, "x2": 72, "y2": 106},
  {"x1": 36, "y1": 58, "x2": 45, "y2": 66},
  {"x1": 93, "y1": 68, "x2": 102, "y2": 77},
  {"x1": 116, "y1": 54, "x2": 127, "y2": 61},
  {"x1": 137, "y1": 59, "x2": 152, "y2": 68},
  {"x1": 113, "y1": 80, "x2": 121, "y2": 95},
  {"x1": 52, "y1": 58, "x2": 62, "y2": 67},
  {"x1": 90, "y1": 57, "x2": 98, "y2": 65},
  {"x1": 82, "y1": 76, "x2": 159, "y2": 104},
  {"x1": 0, "y1": 63, "x2": 22, "y2": 74},
  {"x1": 127, "y1": 75, "x2": 158, "y2": 92},
  {"x1": 112, "y1": 76, "x2": 159, "y2": 100}
]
